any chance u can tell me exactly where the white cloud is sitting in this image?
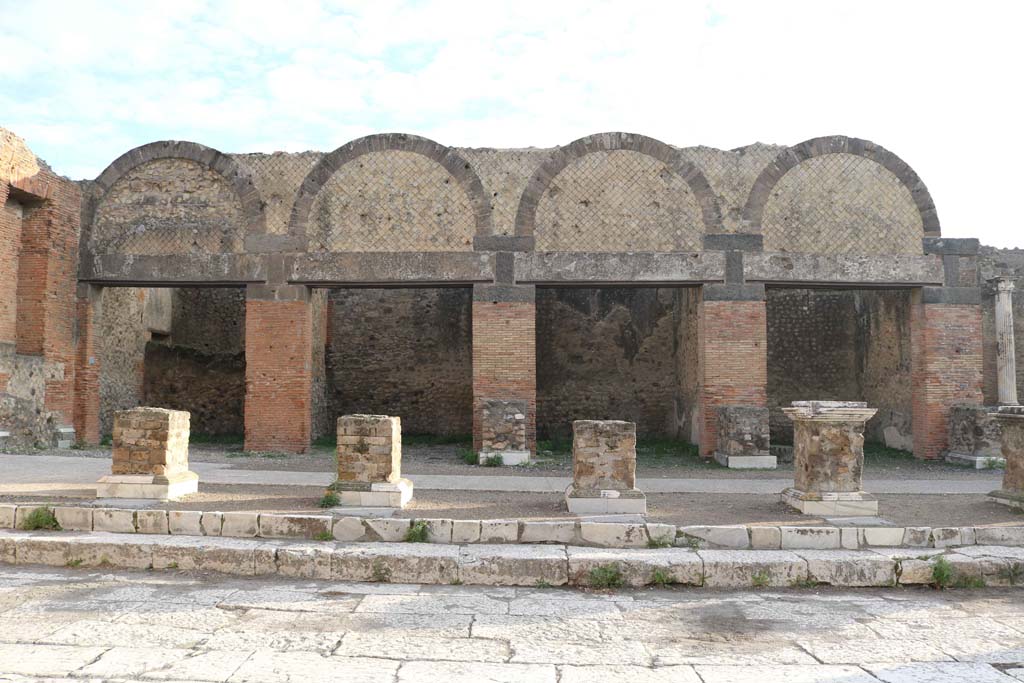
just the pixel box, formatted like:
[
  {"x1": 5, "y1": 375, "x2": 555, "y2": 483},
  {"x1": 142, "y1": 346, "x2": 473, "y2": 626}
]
[{"x1": 1, "y1": 0, "x2": 1021, "y2": 246}]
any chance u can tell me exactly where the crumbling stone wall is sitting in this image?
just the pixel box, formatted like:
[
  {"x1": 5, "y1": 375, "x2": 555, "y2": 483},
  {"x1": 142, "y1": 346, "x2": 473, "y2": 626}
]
[
  {"x1": 99, "y1": 288, "x2": 150, "y2": 435},
  {"x1": 979, "y1": 247, "x2": 1024, "y2": 404},
  {"x1": 326, "y1": 288, "x2": 472, "y2": 436},
  {"x1": 767, "y1": 288, "x2": 912, "y2": 447},
  {"x1": 537, "y1": 287, "x2": 698, "y2": 440}
]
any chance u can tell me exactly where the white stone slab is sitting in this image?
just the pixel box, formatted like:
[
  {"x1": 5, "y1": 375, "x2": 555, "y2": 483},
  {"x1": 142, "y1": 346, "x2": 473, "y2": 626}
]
[{"x1": 713, "y1": 452, "x2": 777, "y2": 469}]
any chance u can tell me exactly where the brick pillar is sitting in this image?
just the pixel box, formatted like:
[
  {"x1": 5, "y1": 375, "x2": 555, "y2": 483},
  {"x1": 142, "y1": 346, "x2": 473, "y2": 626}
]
[
  {"x1": 472, "y1": 284, "x2": 536, "y2": 454},
  {"x1": 0, "y1": 183, "x2": 19, "y2": 392},
  {"x1": 244, "y1": 284, "x2": 313, "y2": 453},
  {"x1": 73, "y1": 284, "x2": 102, "y2": 445},
  {"x1": 697, "y1": 284, "x2": 768, "y2": 456},
  {"x1": 911, "y1": 287, "x2": 983, "y2": 459}
]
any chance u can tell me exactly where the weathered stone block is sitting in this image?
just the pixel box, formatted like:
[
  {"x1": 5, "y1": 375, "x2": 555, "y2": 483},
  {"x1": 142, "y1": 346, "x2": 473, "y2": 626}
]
[
  {"x1": 259, "y1": 514, "x2": 332, "y2": 539},
  {"x1": 93, "y1": 508, "x2": 135, "y2": 533},
  {"x1": 794, "y1": 550, "x2": 896, "y2": 586},
  {"x1": 168, "y1": 510, "x2": 202, "y2": 536},
  {"x1": 750, "y1": 527, "x2": 781, "y2": 550},
  {"x1": 275, "y1": 544, "x2": 333, "y2": 579},
  {"x1": 200, "y1": 511, "x2": 223, "y2": 536},
  {"x1": 677, "y1": 526, "x2": 750, "y2": 549},
  {"x1": 700, "y1": 549, "x2": 808, "y2": 588},
  {"x1": 365, "y1": 517, "x2": 411, "y2": 542},
  {"x1": 335, "y1": 415, "x2": 401, "y2": 483},
  {"x1": 151, "y1": 537, "x2": 257, "y2": 575},
  {"x1": 568, "y1": 547, "x2": 702, "y2": 587},
  {"x1": 459, "y1": 545, "x2": 568, "y2": 586},
  {"x1": 989, "y1": 407, "x2": 1024, "y2": 508},
  {"x1": 53, "y1": 507, "x2": 92, "y2": 532},
  {"x1": 480, "y1": 520, "x2": 518, "y2": 543},
  {"x1": 780, "y1": 527, "x2": 840, "y2": 550},
  {"x1": 221, "y1": 512, "x2": 259, "y2": 538},
  {"x1": 331, "y1": 543, "x2": 459, "y2": 583},
  {"x1": 566, "y1": 420, "x2": 646, "y2": 514},
  {"x1": 947, "y1": 405, "x2": 1003, "y2": 467},
  {"x1": 714, "y1": 406, "x2": 775, "y2": 469},
  {"x1": 860, "y1": 527, "x2": 905, "y2": 547},
  {"x1": 478, "y1": 399, "x2": 529, "y2": 465},
  {"x1": 332, "y1": 517, "x2": 367, "y2": 542},
  {"x1": 520, "y1": 521, "x2": 576, "y2": 544},
  {"x1": 579, "y1": 522, "x2": 648, "y2": 548},
  {"x1": 424, "y1": 519, "x2": 453, "y2": 544},
  {"x1": 109, "y1": 407, "x2": 191, "y2": 476},
  {"x1": 136, "y1": 510, "x2": 169, "y2": 534},
  {"x1": 0, "y1": 505, "x2": 16, "y2": 529},
  {"x1": 452, "y1": 520, "x2": 482, "y2": 544}
]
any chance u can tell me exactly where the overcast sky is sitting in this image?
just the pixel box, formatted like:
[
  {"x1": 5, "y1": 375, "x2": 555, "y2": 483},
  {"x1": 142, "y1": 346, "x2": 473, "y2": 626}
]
[{"x1": 2, "y1": 0, "x2": 1021, "y2": 247}]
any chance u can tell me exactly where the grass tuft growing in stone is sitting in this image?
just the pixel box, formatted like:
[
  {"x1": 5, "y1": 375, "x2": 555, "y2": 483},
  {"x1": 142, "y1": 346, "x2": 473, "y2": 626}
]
[
  {"x1": 371, "y1": 559, "x2": 392, "y2": 583},
  {"x1": 999, "y1": 562, "x2": 1024, "y2": 586},
  {"x1": 954, "y1": 575, "x2": 987, "y2": 589},
  {"x1": 789, "y1": 577, "x2": 819, "y2": 589},
  {"x1": 482, "y1": 454, "x2": 504, "y2": 467},
  {"x1": 457, "y1": 447, "x2": 478, "y2": 465},
  {"x1": 65, "y1": 559, "x2": 82, "y2": 568},
  {"x1": 931, "y1": 557, "x2": 954, "y2": 589},
  {"x1": 647, "y1": 535, "x2": 673, "y2": 549},
  {"x1": 588, "y1": 564, "x2": 624, "y2": 589},
  {"x1": 534, "y1": 579, "x2": 552, "y2": 588},
  {"x1": 650, "y1": 568, "x2": 672, "y2": 587},
  {"x1": 405, "y1": 520, "x2": 430, "y2": 543},
  {"x1": 314, "y1": 531, "x2": 334, "y2": 542},
  {"x1": 682, "y1": 536, "x2": 703, "y2": 551},
  {"x1": 751, "y1": 570, "x2": 771, "y2": 588},
  {"x1": 318, "y1": 492, "x2": 340, "y2": 508},
  {"x1": 22, "y1": 507, "x2": 61, "y2": 531}
]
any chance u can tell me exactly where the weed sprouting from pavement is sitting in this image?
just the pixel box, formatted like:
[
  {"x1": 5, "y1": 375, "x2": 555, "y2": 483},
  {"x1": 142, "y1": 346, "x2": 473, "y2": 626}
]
[
  {"x1": 588, "y1": 564, "x2": 624, "y2": 589},
  {"x1": 22, "y1": 507, "x2": 60, "y2": 531},
  {"x1": 405, "y1": 520, "x2": 429, "y2": 543}
]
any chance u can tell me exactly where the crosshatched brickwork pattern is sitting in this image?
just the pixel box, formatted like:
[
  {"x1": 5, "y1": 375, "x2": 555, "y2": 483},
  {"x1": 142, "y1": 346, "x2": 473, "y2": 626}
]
[
  {"x1": 92, "y1": 159, "x2": 245, "y2": 255},
  {"x1": 762, "y1": 153, "x2": 924, "y2": 255},
  {"x1": 308, "y1": 150, "x2": 476, "y2": 252},
  {"x1": 457, "y1": 148, "x2": 549, "y2": 237},
  {"x1": 679, "y1": 144, "x2": 785, "y2": 234},
  {"x1": 535, "y1": 150, "x2": 704, "y2": 252},
  {"x1": 234, "y1": 152, "x2": 321, "y2": 236}
]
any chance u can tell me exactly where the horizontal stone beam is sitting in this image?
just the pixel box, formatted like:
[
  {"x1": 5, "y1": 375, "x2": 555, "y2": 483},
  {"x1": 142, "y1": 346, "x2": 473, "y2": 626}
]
[
  {"x1": 80, "y1": 253, "x2": 267, "y2": 285},
  {"x1": 744, "y1": 253, "x2": 945, "y2": 286},
  {"x1": 289, "y1": 252, "x2": 494, "y2": 285},
  {"x1": 515, "y1": 252, "x2": 726, "y2": 284}
]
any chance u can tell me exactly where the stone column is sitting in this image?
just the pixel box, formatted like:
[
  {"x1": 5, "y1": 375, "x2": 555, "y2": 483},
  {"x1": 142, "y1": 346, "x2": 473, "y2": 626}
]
[
  {"x1": 96, "y1": 407, "x2": 198, "y2": 500},
  {"x1": 244, "y1": 284, "x2": 313, "y2": 453},
  {"x1": 472, "y1": 284, "x2": 536, "y2": 455},
  {"x1": 994, "y1": 278, "x2": 1018, "y2": 405},
  {"x1": 328, "y1": 414, "x2": 413, "y2": 508},
  {"x1": 988, "y1": 406, "x2": 1024, "y2": 510},
  {"x1": 697, "y1": 284, "x2": 768, "y2": 456},
  {"x1": 781, "y1": 401, "x2": 878, "y2": 515},
  {"x1": 565, "y1": 420, "x2": 646, "y2": 514}
]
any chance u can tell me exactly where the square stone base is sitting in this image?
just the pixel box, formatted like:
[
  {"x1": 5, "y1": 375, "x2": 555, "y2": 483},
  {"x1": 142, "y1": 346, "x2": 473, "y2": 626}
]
[
  {"x1": 56, "y1": 426, "x2": 76, "y2": 449},
  {"x1": 713, "y1": 451, "x2": 777, "y2": 469},
  {"x1": 566, "y1": 486, "x2": 647, "y2": 515},
  {"x1": 329, "y1": 479, "x2": 414, "y2": 509},
  {"x1": 96, "y1": 471, "x2": 199, "y2": 501},
  {"x1": 781, "y1": 487, "x2": 878, "y2": 516},
  {"x1": 479, "y1": 450, "x2": 530, "y2": 466},
  {"x1": 988, "y1": 490, "x2": 1024, "y2": 510},
  {"x1": 945, "y1": 452, "x2": 1006, "y2": 469}
]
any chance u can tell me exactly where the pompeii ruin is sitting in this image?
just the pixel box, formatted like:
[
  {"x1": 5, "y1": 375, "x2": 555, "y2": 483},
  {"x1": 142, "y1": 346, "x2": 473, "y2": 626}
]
[{"x1": 2, "y1": 126, "x2": 1024, "y2": 498}]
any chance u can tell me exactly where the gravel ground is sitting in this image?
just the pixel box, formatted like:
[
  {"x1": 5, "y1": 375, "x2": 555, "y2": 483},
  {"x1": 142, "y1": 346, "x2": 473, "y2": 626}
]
[
  {"x1": 22, "y1": 441, "x2": 1001, "y2": 481},
  {"x1": 3, "y1": 486, "x2": 1021, "y2": 527}
]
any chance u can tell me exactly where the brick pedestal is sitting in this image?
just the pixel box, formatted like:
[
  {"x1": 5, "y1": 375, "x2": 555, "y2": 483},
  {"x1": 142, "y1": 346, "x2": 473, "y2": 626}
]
[
  {"x1": 244, "y1": 285, "x2": 313, "y2": 453},
  {"x1": 478, "y1": 398, "x2": 529, "y2": 465},
  {"x1": 697, "y1": 285, "x2": 768, "y2": 456},
  {"x1": 988, "y1": 406, "x2": 1024, "y2": 510},
  {"x1": 781, "y1": 401, "x2": 878, "y2": 515},
  {"x1": 328, "y1": 414, "x2": 412, "y2": 508},
  {"x1": 96, "y1": 407, "x2": 198, "y2": 500},
  {"x1": 566, "y1": 419, "x2": 646, "y2": 514},
  {"x1": 911, "y1": 291, "x2": 983, "y2": 459},
  {"x1": 713, "y1": 405, "x2": 774, "y2": 469},
  {"x1": 472, "y1": 284, "x2": 536, "y2": 456}
]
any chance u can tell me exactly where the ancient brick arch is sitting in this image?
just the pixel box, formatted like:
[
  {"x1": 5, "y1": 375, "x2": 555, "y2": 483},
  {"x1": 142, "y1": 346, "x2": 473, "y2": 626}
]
[
  {"x1": 288, "y1": 133, "x2": 493, "y2": 251},
  {"x1": 86, "y1": 140, "x2": 264, "y2": 254},
  {"x1": 742, "y1": 135, "x2": 940, "y2": 248},
  {"x1": 514, "y1": 132, "x2": 723, "y2": 251}
]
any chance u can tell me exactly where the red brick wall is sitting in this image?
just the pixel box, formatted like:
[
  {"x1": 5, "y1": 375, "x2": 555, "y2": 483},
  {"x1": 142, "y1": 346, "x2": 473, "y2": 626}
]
[
  {"x1": 911, "y1": 297, "x2": 983, "y2": 459},
  {"x1": 0, "y1": 185, "x2": 20, "y2": 358},
  {"x1": 698, "y1": 299, "x2": 768, "y2": 455},
  {"x1": 244, "y1": 296, "x2": 313, "y2": 452},
  {"x1": 472, "y1": 300, "x2": 536, "y2": 452},
  {"x1": 74, "y1": 289, "x2": 102, "y2": 444}
]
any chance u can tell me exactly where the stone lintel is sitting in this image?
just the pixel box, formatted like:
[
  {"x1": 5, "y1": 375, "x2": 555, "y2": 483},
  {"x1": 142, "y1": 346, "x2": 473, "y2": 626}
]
[
  {"x1": 473, "y1": 283, "x2": 535, "y2": 303},
  {"x1": 921, "y1": 286, "x2": 982, "y2": 305},
  {"x1": 702, "y1": 283, "x2": 765, "y2": 302},
  {"x1": 783, "y1": 401, "x2": 877, "y2": 423},
  {"x1": 515, "y1": 252, "x2": 724, "y2": 285},
  {"x1": 923, "y1": 237, "x2": 980, "y2": 256},
  {"x1": 744, "y1": 253, "x2": 944, "y2": 286},
  {"x1": 82, "y1": 253, "x2": 266, "y2": 284},
  {"x1": 290, "y1": 251, "x2": 493, "y2": 285},
  {"x1": 703, "y1": 233, "x2": 764, "y2": 252}
]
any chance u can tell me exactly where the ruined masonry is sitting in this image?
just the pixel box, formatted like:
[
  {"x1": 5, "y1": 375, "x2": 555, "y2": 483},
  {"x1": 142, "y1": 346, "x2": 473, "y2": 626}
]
[
  {"x1": 0, "y1": 127, "x2": 1018, "y2": 464},
  {"x1": 989, "y1": 405, "x2": 1024, "y2": 510},
  {"x1": 566, "y1": 419, "x2": 646, "y2": 514},
  {"x1": 329, "y1": 414, "x2": 413, "y2": 508},
  {"x1": 96, "y1": 407, "x2": 198, "y2": 500},
  {"x1": 781, "y1": 401, "x2": 878, "y2": 515}
]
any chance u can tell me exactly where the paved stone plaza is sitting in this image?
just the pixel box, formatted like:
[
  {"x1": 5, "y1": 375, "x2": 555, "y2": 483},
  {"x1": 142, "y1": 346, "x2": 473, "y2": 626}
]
[{"x1": 0, "y1": 566, "x2": 1022, "y2": 682}]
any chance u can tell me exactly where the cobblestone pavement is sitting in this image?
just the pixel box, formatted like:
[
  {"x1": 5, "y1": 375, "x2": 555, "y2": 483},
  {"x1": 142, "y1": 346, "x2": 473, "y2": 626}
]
[{"x1": 0, "y1": 567, "x2": 1022, "y2": 682}]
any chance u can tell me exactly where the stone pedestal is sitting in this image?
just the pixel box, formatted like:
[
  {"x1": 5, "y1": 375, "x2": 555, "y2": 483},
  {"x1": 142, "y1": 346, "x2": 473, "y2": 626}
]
[
  {"x1": 328, "y1": 414, "x2": 413, "y2": 508},
  {"x1": 780, "y1": 401, "x2": 878, "y2": 515},
  {"x1": 988, "y1": 406, "x2": 1024, "y2": 510},
  {"x1": 478, "y1": 399, "x2": 530, "y2": 465},
  {"x1": 566, "y1": 420, "x2": 646, "y2": 514},
  {"x1": 713, "y1": 406, "x2": 775, "y2": 469},
  {"x1": 945, "y1": 405, "x2": 1005, "y2": 468},
  {"x1": 96, "y1": 407, "x2": 198, "y2": 501}
]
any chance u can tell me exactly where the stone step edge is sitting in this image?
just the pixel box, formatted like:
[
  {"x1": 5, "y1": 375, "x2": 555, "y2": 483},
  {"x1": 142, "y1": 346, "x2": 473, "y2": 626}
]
[
  {"x1": 1, "y1": 530, "x2": 1022, "y2": 589},
  {"x1": 1, "y1": 504, "x2": 1022, "y2": 550}
]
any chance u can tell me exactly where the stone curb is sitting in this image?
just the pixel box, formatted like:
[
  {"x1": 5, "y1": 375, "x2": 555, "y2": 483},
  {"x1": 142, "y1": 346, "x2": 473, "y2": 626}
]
[
  {"x1": 2, "y1": 504, "x2": 1022, "y2": 550},
  {"x1": 1, "y1": 530, "x2": 1022, "y2": 589}
]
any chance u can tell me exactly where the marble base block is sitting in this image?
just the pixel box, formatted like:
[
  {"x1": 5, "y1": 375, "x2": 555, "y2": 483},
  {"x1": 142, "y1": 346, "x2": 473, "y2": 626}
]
[
  {"x1": 329, "y1": 479, "x2": 414, "y2": 509},
  {"x1": 566, "y1": 486, "x2": 647, "y2": 515},
  {"x1": 713, "y1": 451, "x2": 777, "y2": 469},
  {"x1": 479, "y1": 450, "x2": 530, "y2": 466},
  {"x1": 988, "y1": 490, "x2": 1024, "y2": 510},
  {"x1": 96, "y1": 471, "x2": 199, "y2": 501},
  {"x1": 781, "y1": 487, "x2": 878, "y2": 516}
]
